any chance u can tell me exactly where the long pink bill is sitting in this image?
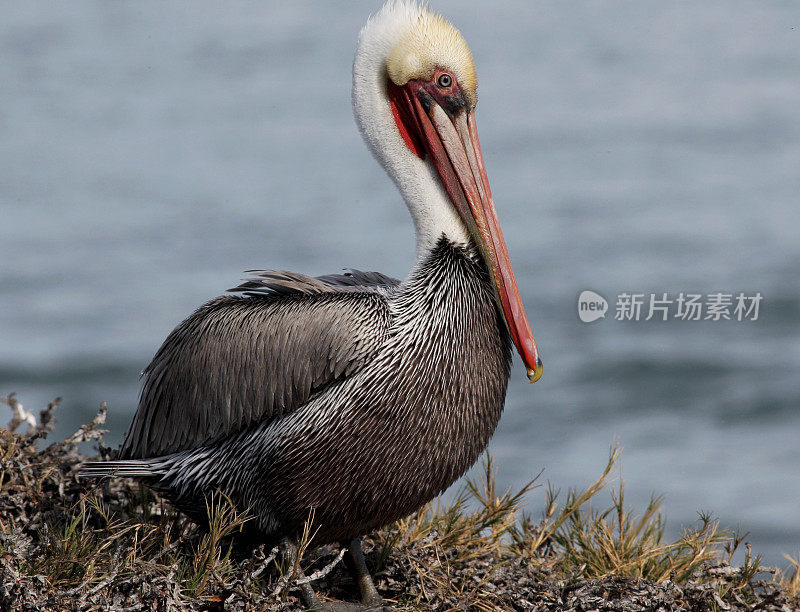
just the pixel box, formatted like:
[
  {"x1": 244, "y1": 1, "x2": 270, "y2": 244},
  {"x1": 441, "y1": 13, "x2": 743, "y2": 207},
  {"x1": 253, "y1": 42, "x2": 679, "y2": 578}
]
[{"x1": 404, "y1": 89, "x2": 542, "y2": 383}]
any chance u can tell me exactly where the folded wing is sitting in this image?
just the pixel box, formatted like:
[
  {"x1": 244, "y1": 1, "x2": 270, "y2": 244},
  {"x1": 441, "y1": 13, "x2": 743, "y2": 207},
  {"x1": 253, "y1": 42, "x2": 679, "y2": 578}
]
[{"x1": 120, "y1": 270, "x2": 398, "y2": 459}]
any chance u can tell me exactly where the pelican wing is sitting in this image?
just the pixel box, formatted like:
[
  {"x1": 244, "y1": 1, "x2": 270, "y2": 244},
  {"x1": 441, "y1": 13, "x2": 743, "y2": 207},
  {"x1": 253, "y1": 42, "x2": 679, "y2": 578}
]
[
  {"x1": 234, "y1": 268, "x2": 400, "y2": 295},
  {"x1": 120, "y1": 271, "x2": 396, "y2": 459}
]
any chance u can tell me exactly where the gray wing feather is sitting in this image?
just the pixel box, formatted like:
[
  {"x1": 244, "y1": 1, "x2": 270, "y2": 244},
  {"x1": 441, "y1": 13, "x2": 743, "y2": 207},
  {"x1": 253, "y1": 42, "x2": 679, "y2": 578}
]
[
  {"x1": 232, "y1": 269, "x2": 400, "y2": 297},
  {"x1": 315, "y1": 269, "x2": 400, "y2": 289},
  {"x1": 121, "y1": 282, "x2": 392, "y2": 459}
]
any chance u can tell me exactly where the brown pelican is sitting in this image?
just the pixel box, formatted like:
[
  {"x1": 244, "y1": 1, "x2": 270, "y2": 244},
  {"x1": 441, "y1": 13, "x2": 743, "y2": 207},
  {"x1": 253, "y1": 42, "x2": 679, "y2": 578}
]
[{"x1": 82, "y1": 1, "x2": 541, "y2": 608}]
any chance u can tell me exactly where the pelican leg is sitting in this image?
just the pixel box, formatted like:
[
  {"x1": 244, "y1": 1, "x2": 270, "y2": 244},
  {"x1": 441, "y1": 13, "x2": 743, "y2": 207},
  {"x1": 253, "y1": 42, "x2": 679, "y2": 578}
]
[
  {"x1": 280, "y1": 536, "x2": 328, "y2": 611},
  {"x1": 344, "y1": 537, "x2": 385, "y2": 608},
  {"x1": 280, "y1": 537, "x2": 386, "y2": 612}
]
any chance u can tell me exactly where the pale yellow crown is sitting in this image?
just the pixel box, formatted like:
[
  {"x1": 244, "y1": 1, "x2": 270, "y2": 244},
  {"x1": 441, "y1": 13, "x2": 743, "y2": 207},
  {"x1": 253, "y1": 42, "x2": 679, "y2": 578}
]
[{"x1": 385, "y1": 5, "x2": 478, "y2": 108}]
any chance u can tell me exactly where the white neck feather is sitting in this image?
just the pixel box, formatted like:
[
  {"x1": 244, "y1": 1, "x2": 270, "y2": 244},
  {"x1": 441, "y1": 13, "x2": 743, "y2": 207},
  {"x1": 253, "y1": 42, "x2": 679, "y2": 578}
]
[{"x1": 352, "y1": 1, "x2": 470, "y2": 261}]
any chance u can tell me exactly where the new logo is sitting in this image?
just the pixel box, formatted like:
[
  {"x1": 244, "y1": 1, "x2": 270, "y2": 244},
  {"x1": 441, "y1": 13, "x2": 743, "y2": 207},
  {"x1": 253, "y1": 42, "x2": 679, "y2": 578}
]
[{"x1": 578, "y1": 290, "x2": 608, "y2": 323}]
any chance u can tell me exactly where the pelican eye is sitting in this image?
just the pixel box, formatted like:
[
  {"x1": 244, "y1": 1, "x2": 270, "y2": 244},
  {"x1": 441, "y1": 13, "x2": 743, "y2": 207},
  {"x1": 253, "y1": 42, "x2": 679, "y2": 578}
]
[{"x1": 437, "y1": 73, "x2": 452, "y2": 88}]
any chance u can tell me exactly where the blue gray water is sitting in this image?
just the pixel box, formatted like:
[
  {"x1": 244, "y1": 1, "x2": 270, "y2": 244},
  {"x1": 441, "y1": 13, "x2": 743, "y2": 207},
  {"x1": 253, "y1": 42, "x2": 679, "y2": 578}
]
[{"x1": 2, "y1": 2, "x2": 798, "y2": 566}]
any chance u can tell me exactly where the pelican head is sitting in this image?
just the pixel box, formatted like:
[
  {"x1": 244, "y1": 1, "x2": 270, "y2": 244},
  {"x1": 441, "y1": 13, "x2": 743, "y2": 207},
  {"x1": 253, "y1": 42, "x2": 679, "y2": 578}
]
[{"x1": 353, "y1": 1, "x2": 542, "y2": 383}]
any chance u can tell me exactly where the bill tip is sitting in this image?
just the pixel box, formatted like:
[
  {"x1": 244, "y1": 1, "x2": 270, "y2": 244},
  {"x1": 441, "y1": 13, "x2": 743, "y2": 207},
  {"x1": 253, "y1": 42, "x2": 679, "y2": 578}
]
[{"x1": 526, "y1": 357, "x2": 543, "y2": 383}]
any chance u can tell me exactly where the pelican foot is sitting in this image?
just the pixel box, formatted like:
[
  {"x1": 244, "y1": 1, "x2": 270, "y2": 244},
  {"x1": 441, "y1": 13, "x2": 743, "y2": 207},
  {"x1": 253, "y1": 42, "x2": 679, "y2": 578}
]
[
  {"x1": 298, "y1": 586, "x2": 388, "y2": 612},
  {"x1": 343, "y1": 537, "x2": 386, "y2": 608},
  {"x1": 280, "y1": 537, "x2": 391, "y2": 612},
  {"x1": 310, "y1": 604, "x2": 387, "y2": 612}
]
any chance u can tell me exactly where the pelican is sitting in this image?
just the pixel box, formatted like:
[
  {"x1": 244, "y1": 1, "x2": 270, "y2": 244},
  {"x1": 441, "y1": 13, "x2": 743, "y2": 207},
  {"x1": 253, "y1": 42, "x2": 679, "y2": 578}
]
[{"x1": 82, "y1": 2, "x2": 542, "y2": 608}]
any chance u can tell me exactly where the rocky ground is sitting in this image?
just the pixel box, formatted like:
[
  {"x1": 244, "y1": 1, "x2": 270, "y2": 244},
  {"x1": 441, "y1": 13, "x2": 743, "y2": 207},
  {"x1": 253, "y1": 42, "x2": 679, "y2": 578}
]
[{"x1": 1, "y1": 397, "x2": 798, "y2": 611}]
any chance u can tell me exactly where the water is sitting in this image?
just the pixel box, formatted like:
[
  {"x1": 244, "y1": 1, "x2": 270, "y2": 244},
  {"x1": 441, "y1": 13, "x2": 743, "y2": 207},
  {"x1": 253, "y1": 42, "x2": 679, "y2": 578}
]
[{"x1": 2, "y1": 1, "x2": 798, "y2": 566}]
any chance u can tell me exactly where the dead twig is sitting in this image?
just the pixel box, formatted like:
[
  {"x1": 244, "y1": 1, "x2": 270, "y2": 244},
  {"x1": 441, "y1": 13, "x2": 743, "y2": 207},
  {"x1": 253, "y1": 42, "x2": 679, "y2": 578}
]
[
  {"x1": 61, "y1": 403, "x2": 108, "y2": 447},
  {"x1": 2, "y1": 392, "x2": 37, "y2": 433}
]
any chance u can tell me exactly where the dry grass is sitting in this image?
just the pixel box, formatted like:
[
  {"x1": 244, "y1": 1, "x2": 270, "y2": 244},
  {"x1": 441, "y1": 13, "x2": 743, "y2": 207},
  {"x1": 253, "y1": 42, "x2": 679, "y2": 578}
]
[
  {"x1": 180, "y1": 494, "x2": 253, "y2": 597},
  {"x1": 778, "y1": 553, "x2": 800, "y2": 598},
  {"x1": 543, "y1": 487, "x2": 727, "y2": 582},
  {"x1": 0, "y1": 401, "x2": 272, "y2": 609},
  {"x1": 365, "y1": 446, "x2": 778, "y2": 609},
  {"x1": 11, "y1": 470, "x2": 252, "y2": 603},
  {"x1": 367, "y1": 456, "x2": 538, "y2": 609},
  {"x1": 2, "y1": 397, "x2": 798, "y2": 611},
  {"x1": 392, "y1": 446, "x2": 733, "y2": 584}
]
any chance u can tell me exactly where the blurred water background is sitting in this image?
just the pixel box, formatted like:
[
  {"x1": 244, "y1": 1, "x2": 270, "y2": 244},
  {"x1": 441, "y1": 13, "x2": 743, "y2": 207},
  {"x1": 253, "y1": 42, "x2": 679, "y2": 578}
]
[{"x1": 2, "y1": 2, "x2": 798, "y2": 566}]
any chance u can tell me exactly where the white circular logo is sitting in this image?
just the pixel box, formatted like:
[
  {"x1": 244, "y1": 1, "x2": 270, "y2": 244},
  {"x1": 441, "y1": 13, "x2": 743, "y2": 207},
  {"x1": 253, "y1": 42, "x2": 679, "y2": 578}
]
[{"x1": 578, "y1": 290, "x2": 608, "y2": 323}]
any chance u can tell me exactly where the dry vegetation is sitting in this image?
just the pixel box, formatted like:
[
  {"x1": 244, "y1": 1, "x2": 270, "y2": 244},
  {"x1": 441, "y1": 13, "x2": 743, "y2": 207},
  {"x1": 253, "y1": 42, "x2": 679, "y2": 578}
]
[{"x1": 1, "y1": 396, "x2": 798, "y2": 611}]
